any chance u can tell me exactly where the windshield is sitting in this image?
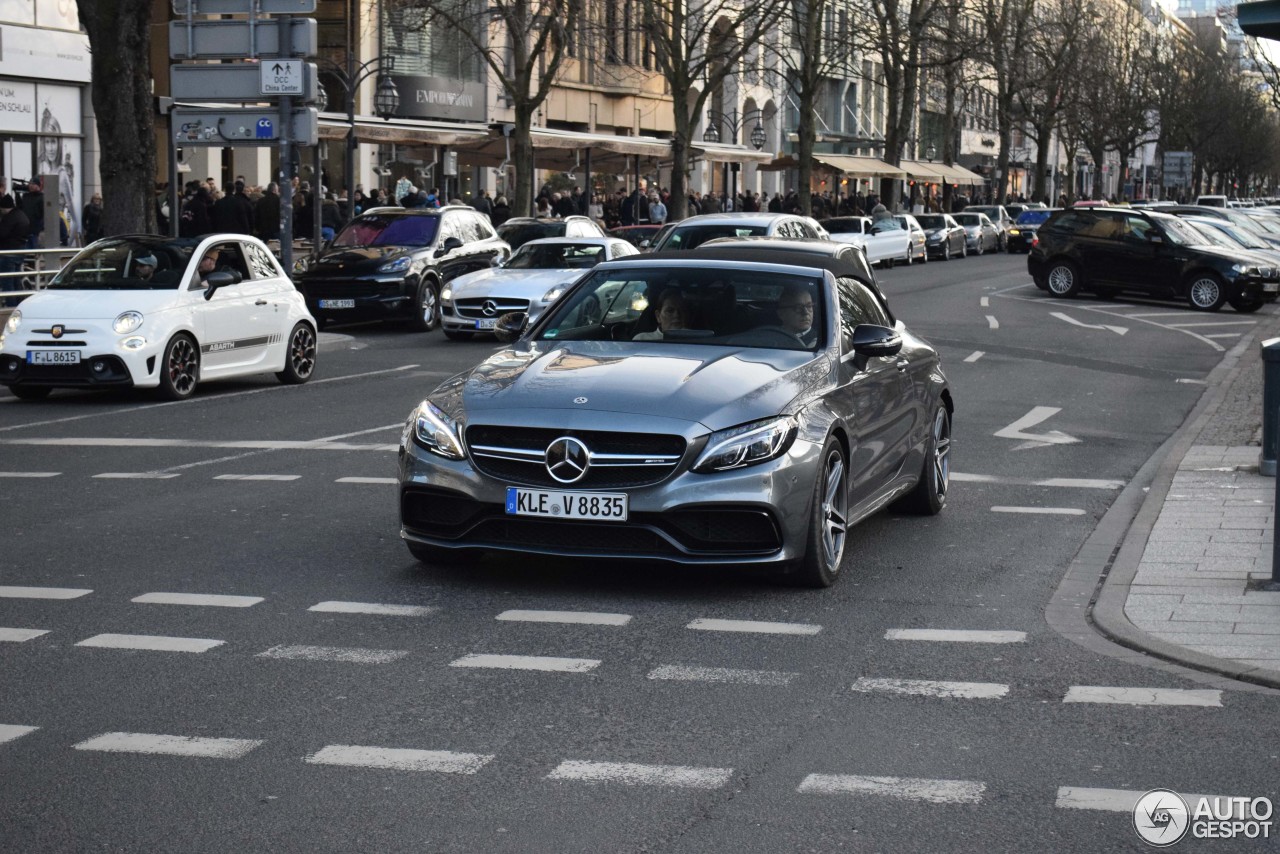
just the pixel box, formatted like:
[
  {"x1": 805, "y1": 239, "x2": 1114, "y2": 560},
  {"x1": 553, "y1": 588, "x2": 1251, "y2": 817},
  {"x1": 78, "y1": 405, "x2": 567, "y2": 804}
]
[
  {"x1": 1015, "y1": 210, "x2": 1053, "y2": 225},
  {"x1": 955, "y1": 215, "x2": 982, "y2": 226},
  {"x1": 916, "y1": 215, "x2": 948, "y2": 229},
  {"x1": 507, "y1": 243, "x2": 604, "y2": 270},
  {"x1": 1242, "y1": 214, "x2": 1280, "y2": 236},
  {"x1": 968, "y1": 207, "x2": 1000, "y2": 218},
  {"x1": 48, "y1": 239, "x2": 195, "y2": 290},
  {"x1": 657, "y1": 224, "x2": 769, "y2": 251},
  {"x1": 1159, "y1": 217, "x2": 1210, "y2": 246},
  {"x1": 1187, "y1": 221, "x2": 1246, "y2": 250},
  {"x1": 333, "y1": 214, "x2": 439, "y2": 248},
  {"x1": 820, "y1": 218, "x2": 866, "y2": 235},
  {"x1": 534, "y1": 266, "x2": 824, "y2": 352},
  {"x1": 497, "y1": 221, "x2": 562, "y2": 250}
]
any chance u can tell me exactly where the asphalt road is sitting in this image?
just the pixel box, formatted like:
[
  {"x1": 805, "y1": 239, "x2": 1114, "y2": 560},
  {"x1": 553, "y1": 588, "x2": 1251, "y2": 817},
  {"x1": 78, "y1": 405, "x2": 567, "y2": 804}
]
[{"x1": 1, "y1": 250, "x2": 1277, "y2": 853}]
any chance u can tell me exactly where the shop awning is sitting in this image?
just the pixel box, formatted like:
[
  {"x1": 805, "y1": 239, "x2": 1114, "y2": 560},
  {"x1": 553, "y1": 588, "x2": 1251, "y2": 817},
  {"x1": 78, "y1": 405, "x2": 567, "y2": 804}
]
[
  {"x1": 690, "y1": 141, "x2": 776, "y2": 164},
  {"x1": 318, "y1": 114, "x2": 493, "y2": 147},
  {"x1": 898, "y1": 159, "x2": 946, "y2": 183},
  {"x1": 942, "y1": 163, "x2": 985, "y2": 184},
  {"x1": 757, "y1": 153, "x2": 905, "y2": 178}
]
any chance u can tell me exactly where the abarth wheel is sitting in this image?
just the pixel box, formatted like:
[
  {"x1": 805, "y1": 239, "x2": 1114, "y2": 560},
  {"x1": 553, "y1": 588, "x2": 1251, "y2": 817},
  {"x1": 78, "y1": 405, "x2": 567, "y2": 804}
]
[
  {"x1": 1046, "y1": 261, "x2": 1081, "y2": 298},
  {"x1": 898, "y1": 403, "x2": 951, "y2": 515},
  {"x1": 791, "y1": 437, "x2": 849, "y2": 588},
  {"x1": 276, "y1": 322, "x2": 317, "y2": 384},
  {"x1": 408, "y1": 279, "x2": 441, "y2": 332},
  {"x1": 158, "y1": 333, "x2": 199, "y2": 401},
  {"x1": 1186, "y1": 273, "x2": 1226, "y2": 311}
]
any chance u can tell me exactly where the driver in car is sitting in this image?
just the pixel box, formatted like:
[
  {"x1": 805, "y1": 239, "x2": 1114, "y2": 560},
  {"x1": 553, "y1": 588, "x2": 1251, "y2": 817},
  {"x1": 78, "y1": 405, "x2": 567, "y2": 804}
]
[
  {"x1": 198, "y1": 249, "x2": 221, "y2": 284},
  {"x1": 776, "y1": 284, "x2": 817, "y2": 347},
  {"x1": 134, "y1": 253, "x2": 158, "y2": 281},
  {"x1": 634, "y1": 289, "x2": 689, "y2": 340}
]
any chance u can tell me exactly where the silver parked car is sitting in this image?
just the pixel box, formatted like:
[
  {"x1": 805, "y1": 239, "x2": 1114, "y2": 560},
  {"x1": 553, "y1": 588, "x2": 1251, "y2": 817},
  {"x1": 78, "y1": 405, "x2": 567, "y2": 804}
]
[
  {"x1": 954, "y1": 212, "x2": 1001, "y2": 255},
  {"x1": 398, "y1": 248, "x2": 953, "y2": 587},
  {"x1": 648, "y1": 213, "x2": 831, "y2": 251}
]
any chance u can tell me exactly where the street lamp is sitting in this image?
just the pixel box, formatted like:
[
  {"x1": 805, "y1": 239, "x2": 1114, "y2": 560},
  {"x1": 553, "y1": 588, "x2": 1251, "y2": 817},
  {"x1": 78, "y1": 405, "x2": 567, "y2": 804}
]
[
  {"x1": 926, "y1": 144, "x2": 937, "y2": 162},
  {"x1": 704, "y1": 107, "x2": 770, "y2": 209},
  {"x1": 318, "y1": 54, "x2": 398, "y2": 221}
]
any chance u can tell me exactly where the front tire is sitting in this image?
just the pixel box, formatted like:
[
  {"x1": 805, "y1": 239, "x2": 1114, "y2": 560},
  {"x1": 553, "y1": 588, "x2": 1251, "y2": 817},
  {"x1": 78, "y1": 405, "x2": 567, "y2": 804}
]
[
  {"x1": 1046, "y1": 260, "x2": 1082, "y2": 298},
  {"x1": 1229, "y1": 294, "x2": 1266, "y2": 313},
  {"x1": 790, "y1": 437, "x2": 849, "y2": 588},
  {"x1": 898, "y1": 404, "x2": 951, "y2": 515},
  {"x1": 158, "y1": 333, "x2": 199, "y2": 401},
  {"x1": 276, "y1": 322, "x2": 317, "y2": 384},
  {"x1": 1186, "y1": 273, "x2": 1226, "y2": 312},
  {"x1": 408, "y1": 279, "x2": 441, "y2": 332},
  {"x1": 941, "y1": 243, "x2": 950, "y2": 261}
]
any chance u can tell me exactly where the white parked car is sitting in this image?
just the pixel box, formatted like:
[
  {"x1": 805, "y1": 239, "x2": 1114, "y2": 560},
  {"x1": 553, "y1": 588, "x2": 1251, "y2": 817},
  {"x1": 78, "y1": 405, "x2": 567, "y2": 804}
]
[
  {"x1": 818, "y1": 216, "x2": 913, "y2": 267},
  {"x1": 439, "y1": 237, "x2": 639, "y2": 340},
  {"x1": 893, "y1": 214, "x2": 929, "y2": 264},
  {"x1": 1, "y1": 234, "x2": 317, "y2": 401}
]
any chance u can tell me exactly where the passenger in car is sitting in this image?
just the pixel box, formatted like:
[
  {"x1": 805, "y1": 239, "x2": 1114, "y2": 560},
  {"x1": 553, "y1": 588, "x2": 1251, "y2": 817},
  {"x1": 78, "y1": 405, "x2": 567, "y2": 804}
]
[{"x1": 634, "y1": 289, "x2": 689, "y2": 340}]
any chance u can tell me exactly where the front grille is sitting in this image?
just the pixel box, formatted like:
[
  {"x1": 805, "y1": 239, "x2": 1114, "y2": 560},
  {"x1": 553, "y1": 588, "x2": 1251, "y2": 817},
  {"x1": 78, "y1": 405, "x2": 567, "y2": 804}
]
[
  {"x1": 4, "y1": 354, "x2": 132, "y2": 385},
  {"x1": 465, "y1": 426, "x2": 686, "y2": 489},
  {"x1": 455, "y1": 297, "x2": 529, "y2": 319},
  {"x1": 303, "y1": 281, "x2": 404, "y2": 299},
  {"x1": 25, "y1": 340, "x2": 88, "y2": 347},
  {"x1": 664, "y1": 509, "x2": 782, "y2": 551},
  {"x1": 467, "y1": 517, "x2": 670, "y2": 554},
  {"x1": 401, "y1": 487, "x2": 487, "y2": 535}
]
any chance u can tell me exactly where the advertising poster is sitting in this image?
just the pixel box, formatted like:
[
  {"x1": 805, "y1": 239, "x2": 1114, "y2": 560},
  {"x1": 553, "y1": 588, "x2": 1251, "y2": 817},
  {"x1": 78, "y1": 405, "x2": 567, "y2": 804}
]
[{"x1": 34, "y1": 83, "x2": 79, "y2": 238}]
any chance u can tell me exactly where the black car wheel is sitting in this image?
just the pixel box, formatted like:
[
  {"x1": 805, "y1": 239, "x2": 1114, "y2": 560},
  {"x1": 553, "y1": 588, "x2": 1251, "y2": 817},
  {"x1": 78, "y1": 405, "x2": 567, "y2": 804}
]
[
  {"x1": 941, "y1": 243, "x2": 950, "y2": 261},
  {"x1": 898, "y1": 403, "x2": 950, "y2": 515},
  {"x1": 276, "y1": 322, "x2": 317, "y2": 385},
  {"x1": 792, "y1": 437, "x2": 849, "y2": 588},
  {"x1": 408, "y1": 279, "x2": 441, "y2": 332},
  {"x1": 158, "y1": 333, "x2": 199, "y2": 401},
  {"x1": 9, "y1": 385, "x2": 51, "y2": 400},
  {"x1": 960, "y1": 240, "x2": 968, "y2": 258},
  {"x1": 1228, "y1": 294, "x2": 1266, "y2": 313},
  {"x1": 973, "y1": 240, "x2": 984, "y2": 256},
  {"x1": 1046, "y1": 260, "x2": 1081, "y2": 298},
  {"x1": 1186, "y1": 273, "x2": 1226, "y2": 312}
]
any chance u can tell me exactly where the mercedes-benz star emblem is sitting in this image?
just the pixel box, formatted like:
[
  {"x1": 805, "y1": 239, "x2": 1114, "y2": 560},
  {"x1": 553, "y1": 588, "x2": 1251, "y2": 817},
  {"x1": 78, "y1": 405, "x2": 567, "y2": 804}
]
[
  {"x1": 545, "y1": 436, "x2": 590, "y2": 484},
  {"x1": 481, "y1": 299, "x2": 499, "y2": 317},
  {"x1": 574, "y1": 397, "x2": 588, "y2": 404}
]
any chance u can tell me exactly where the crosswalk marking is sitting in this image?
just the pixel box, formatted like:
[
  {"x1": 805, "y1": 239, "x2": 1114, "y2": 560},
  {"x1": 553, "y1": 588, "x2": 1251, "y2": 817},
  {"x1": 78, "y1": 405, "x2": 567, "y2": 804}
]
[
  {"x1": 1056, "y1": 787, "x2": 1232, "y2": 813},
  {"x1": 686, "y1": 618, "x2": 821, "y2": 636},
  {"x1": 798, "y1": 774, "x2": 986, "y2": 804},
  {"x1": 0, "y1": 628, "x2": 50, "y2": 642},
  {"x1": 991, "y1": 506, "x2": 1085, "y2": 516},
  {"x1": 257, "y1": 644, "x2": 408, "y2": 664},
  {"x1": 308, "y1": 601, "x2": 437, "y2": 617},
  {"x1": 851, "y1": 678, "x2": 1009, "y2": 699},
  {"x1": 0, "y1": 586, "x2": 92, "y2": 600},
  {"x1": 964, "y1": 351, "x2": 985, "y2": 363},
  {"x1": 449, "y1": 653, "x2": 600, "y2": 672},
  {"x1": 76, "y1": 633, "x2": 225, "y2": 653},
  {"x1": 132, "y1": 592, "x2": 264, "y2": 608},
  {"x1": 648, "y1": 665, "x2": 798, "y2": 685},
  {"x1": 74, "y1": 732, "x2": 263, "y2": 759},
  {"x1": 885, "y1": 629, "x2": 1027, "y2": 644},
  {"x1": 1063, "y1": 686, "x2": 1222, "y2": 707},
  {"x1": 306, "y1": 745, "x2": 494, "y2": 774},
  {"x1": 92, "y1": 472, "x2": 181, "y2": 479},
  {"x1": 213, "y1": 474, "x2": 301, "y2": 481},
  {"x1": 0, "y1": 472, "x2": 60, "y2": 478},
  {"x1": 547, "y1": 760, "x2": 733, "y2": 789},
  {"x1": 0, "y1": 724, "x2": 38, "y2": 745},
  {"x1": 335, "y1": 477, "x2": 398, "y2": 484},
  {"x1": 496, "y1": 610, "x2": 632, "y2": 626}
]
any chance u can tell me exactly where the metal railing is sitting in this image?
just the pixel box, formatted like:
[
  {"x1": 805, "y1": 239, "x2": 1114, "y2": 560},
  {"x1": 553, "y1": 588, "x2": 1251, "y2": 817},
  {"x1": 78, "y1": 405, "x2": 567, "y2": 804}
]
[{"x1": 0, "y1": 248, "x2": 77, "y2": 319}]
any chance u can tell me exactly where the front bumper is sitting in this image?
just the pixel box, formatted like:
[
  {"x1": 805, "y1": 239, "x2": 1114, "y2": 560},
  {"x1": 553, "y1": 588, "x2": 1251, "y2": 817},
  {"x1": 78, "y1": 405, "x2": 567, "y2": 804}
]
[
  {"x1": 398, "y1": 431, "x2": 822, "y2": 566},
  {"x1": 0, "y1": 321, "x2": 157, "y2": 389},
  {"x1": 300, "y1": 276, "x2": 414, "y2": 322}
]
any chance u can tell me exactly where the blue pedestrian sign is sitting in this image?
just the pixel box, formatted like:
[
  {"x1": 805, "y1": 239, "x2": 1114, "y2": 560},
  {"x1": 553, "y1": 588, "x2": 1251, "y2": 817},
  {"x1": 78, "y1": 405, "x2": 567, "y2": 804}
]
[{"x1": 256, "y1": 118, "x2": 274, "y2": 139}]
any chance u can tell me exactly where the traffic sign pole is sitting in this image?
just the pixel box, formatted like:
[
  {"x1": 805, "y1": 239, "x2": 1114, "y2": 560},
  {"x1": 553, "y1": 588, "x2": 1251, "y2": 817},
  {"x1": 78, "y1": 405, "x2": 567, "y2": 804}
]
[{"x1": 278, "y1": 14, "x2": 294, "y2": 274}]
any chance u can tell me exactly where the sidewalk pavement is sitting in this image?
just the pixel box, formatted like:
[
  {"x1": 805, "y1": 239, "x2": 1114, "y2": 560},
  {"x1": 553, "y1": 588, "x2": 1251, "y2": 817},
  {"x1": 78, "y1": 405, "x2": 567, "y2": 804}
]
[{"x1": 1098, "y1": 310, "x2": 1280, "y2": 688}]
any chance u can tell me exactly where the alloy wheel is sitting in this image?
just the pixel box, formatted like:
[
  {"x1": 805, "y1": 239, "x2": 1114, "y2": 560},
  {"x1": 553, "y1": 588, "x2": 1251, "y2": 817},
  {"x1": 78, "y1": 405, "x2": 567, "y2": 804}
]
[
  {"x1": 930, "y1": 406, "x2": 951, "y2": 501},
  {"x1": 819, "y1": 451, "x2": 848, "y2": 573},
  {"x1": 1047, "y1": 265, "x2": 1074, "y2": 295},
  {"x1": 1189, "y1": 277, "x2": 1221, "y2": 309},
  {"x1": 168, "y1": 338, "x2": 197, "y2": 395},
  {"x1": 289, "y1": 326, "x2": 316, "y2": 379}
]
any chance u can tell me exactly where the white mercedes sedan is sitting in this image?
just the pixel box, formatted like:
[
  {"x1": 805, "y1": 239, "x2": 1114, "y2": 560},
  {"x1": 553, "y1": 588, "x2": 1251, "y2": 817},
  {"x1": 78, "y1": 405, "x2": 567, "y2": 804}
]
[
  {"x1": 439, "y1": 237, "x2": 639, "y2": 340},
  {"x1": 1, "y1": 234, "x2": 317, "y2": 401}
]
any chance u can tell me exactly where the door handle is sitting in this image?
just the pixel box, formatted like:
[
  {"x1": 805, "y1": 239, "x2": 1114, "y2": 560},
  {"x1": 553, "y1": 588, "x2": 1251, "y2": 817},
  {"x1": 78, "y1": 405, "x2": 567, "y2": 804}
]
[
  {"x1": 255, "y1": 299, "x2": 268, "y2": 305},
  {"x1": 896, "y1": 358, "x2": 909, "y2": 372}
]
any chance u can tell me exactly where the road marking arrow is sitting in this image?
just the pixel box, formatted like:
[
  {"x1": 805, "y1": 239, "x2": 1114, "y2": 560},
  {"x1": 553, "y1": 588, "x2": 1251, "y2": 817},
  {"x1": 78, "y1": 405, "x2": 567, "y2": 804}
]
[
  {"x1": 1050, "y1": 312, "x2": 1127, "y2": 335},
  {"x1": 994, "y1": 406, "x2": 1080, "y2": 450}
]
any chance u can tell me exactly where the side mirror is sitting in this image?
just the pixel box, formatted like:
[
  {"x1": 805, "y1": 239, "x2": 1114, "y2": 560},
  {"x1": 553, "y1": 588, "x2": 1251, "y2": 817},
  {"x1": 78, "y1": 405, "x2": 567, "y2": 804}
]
[
  {"x1": 493, "y1": 311, "x2": 528, "y2": 343},
  {"x1": 850, "y1": 323, "x2": 902, "y2": 358},
  {"x1": 1148, "y1": 233, "x2": 1165, "y2": 244},
  {"x1": 436, "y1": 236, "x2": 464, "y2": 257},
  {"x1": 202, "y1": 269, "x2": 242, "y2": 300},
  {"x1": 490, "y1": 254, "x2": 505, "y2": 267},
  {"x1": 638, "y1": 238, "x2": 651, "y2": 249}
]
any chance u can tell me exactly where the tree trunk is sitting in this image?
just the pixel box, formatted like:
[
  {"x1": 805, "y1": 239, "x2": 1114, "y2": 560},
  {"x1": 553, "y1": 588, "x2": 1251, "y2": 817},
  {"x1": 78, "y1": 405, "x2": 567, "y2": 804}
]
[
  {"x1": 668, "y1": 113, "x2": 693, "y2": 222},
  {"x1": 512, "y1": 105, "x2": 536, "y2": 217},
  {"x1": 1089, "y1": 146, "x2": 1106, "y2": 199},
  {"x1": 78, "y1": 0, "x2": 156, "y2": 236},
  {"x1": 797, "y1": 97, "x2": 818, "y2": 216}
]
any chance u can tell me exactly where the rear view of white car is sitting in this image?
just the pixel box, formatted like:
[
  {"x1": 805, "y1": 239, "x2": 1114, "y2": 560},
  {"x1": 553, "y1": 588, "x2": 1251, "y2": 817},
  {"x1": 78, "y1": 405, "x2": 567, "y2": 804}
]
[
  {"x1": 1, "y1": 234, "x2": 317, "y2": 400},
  {"x1": 819, "y1": 216, "x2": 913, "y2": 267}
]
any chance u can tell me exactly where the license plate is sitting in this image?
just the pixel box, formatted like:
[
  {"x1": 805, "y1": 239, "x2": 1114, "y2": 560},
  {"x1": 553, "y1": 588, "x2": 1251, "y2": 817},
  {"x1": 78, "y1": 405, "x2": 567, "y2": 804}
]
[
  {"x1": 475, "y1": 318, "x2": 498, "y2": 330},
  {"x1": 27, "y1": 350, "x2": 80, "y2": 365},
  {"x1": 319, "y1": 299, "x2": 355, "y2": 309},
  {"x1": 1266, "y1": 283, "x2": 1279, "y2": 293},
  {"x1": 505, "y1": 487, "x2": 628, "y2": 521}
]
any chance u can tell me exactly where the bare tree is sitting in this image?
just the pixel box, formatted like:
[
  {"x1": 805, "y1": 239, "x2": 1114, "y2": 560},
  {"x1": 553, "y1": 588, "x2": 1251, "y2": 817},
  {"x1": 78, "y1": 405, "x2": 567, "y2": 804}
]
[
  {"x1": 387, "y1": 0, "x2": 581, "y2": 217},
  {"x1": 970, "y1": 0, "x2": 1038, "y2": 204},
  {"x1": 77, "y1": 0, "x2": 157, "y2": 235},
  {"x1": 638, "y1": 0, "x2": 786, "y2": 220},
  {"x1": 1018, "y1": 0, "x2": 1090, "y2": 202}
]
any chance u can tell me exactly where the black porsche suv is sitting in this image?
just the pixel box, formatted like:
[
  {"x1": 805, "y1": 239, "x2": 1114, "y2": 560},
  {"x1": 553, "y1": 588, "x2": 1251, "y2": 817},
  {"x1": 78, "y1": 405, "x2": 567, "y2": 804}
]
[
  {"x1": 297, "y1": 207, "x2": 510, "y2": 331},
  {"x1": 1027, "y1": 207, "x2": 1280, "y2": 312}
]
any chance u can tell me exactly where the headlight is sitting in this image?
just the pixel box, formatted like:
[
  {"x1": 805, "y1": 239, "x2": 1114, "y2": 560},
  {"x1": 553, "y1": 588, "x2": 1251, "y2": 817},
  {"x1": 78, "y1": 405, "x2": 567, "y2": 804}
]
[
  {"x1": 1009, "y1": 228, "x2": 1021, "y2": 235},
  {"x1": 113, "y1": 311, "x2": 144, "y2": 334},
  {"x1": 541, "y1": 285, "x2": 569, "y2": 304},
  {"x1": 1232, "y1": 263, "x2": 1262, "y2": 276},
  {"x1": 412, "y1": 399, "x2": 465, "y2": 460},
  {"x1": 693, "y1": 416, "x2": 798, "y2": 473},
  {"x1": 4, "y1": 309, "x2": 19, "y2": 334},
  {"x1": 379, "y1": 256, "x2": 412, "y2": 274},
  {"x1": 440, "y1": 286, "x2": 453, "y2": 304}
]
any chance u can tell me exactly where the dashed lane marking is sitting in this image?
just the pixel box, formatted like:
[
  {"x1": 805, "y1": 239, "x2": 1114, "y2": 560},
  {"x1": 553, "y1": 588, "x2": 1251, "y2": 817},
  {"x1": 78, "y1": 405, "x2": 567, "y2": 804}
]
[
  {"x1": 0, "y1": 586, "x2": 91, "y2": 599},
  {"x1": 257, "y1": 644, "x2": 408, "y2": 664},
  {"x1": 885, "y1": 629, "x2": 1027, "y2": 644},
  {"x1": 963, "y1": 351, "x2": 984, "y2": 363},
  {"x1": 0, "y1": 471, "x2": 59, "y2": 478},
  {"x1": 647, "y1": 665, "x2": 798, "y2": 685},
  {"x1": 76, "y1": 634, "x2": 225, "y2": 653},
  {"x1": 980, "y1": 297, "x2": 990, "y2": 307},
  {"x1": 1176, "y1": 378, "x2": 1208, "y2": 384},
  {"x1": 335, "y1": 477, "x2": 398, "y2": 484},
  {"x1": 851, "y1": 678, "x2": 1009, "y2": 699},
  {"x1": 0, "y1": 628, "x2": 50, "y2": 642},
  {"x1": 986, "y1": 315, "x2": 999, "y2": 329},
  {"x1": 0, "y1": 438, "x2": 395, "y2": 452},
  {"x1": 213, "y1": 474, "x2": 301, "y2": 481},
  {"x1": 0, "y1": 725, "x2": 38, "y2": 745},
  {"x1": 951, "y1": 472, "x2": 1122, "y2": 489},
  {"x1": 93, "y1": 472, "x2": 181, "y2": 479},
  {"x1": 686, "y1": 618, "x2": 821, "y2": 636},
  {"x1": 132, "y1": 592, "x2": 264, "y2": 608},
  {"x1": 74, "y1": 732, "x2": 263, "y2": 759},
  {"x1": 547, "y1": 760, "x2": 734, "y2": 789},
  {"x1": 306, "y1": 745, "x2": 494, "y2": 774},
  {"x1": 449, "y1": 653, "x2": 601, "y2": 673},
  {"x1": 496, "y1": 610, "x2": 632, "y2": 626},
  {"x1": 1206, "y1": 333, "x2": 1243, "y2": 339},
  {"x1": 991, "y1": 506, "x2": 1086, "y2": 516},
  {"x1": 798, "y1": 774, "x2": 986, "y2": 804},
  {"x1": 1165, "y1": 320, "x2": 1257, "y2": 328},
  {"x1": 1056, "y1": 787, "x2": 1232, "y2": 813},
  {"x1": 313, "y1": 423, "x2": 403, "y2": 442},
  {"x1": 1063, "y1": 686, "x2": 1222, "y2": 707},
  {"x1": 308, "y1": 601, "x2": 437, "y2": 617}
]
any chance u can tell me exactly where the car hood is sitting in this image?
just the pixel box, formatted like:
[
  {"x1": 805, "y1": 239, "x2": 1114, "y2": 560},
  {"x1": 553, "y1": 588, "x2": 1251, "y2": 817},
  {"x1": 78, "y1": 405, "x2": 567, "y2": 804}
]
[
  {"x1": 13, "y1": 289, "x2": 181, "y2": 319},
  {"x1": 438, "y1": 340, "x2": 830, "y2": 433},
  {"x1": 450, "y1": 267, "x2": 582, "y2": 298},
  {"x1": 307, "y1": 246, "x2": 414, "y2": 275}
]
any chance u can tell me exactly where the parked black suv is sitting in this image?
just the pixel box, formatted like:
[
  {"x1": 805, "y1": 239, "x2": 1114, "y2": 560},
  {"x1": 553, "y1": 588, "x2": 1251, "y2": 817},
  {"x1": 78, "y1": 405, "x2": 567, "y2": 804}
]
[
  {"x1": 497, "y1": 216, "x2": 606, "y2": 251},
  {"x1": 1028, "y1": 207, "x2": 1280, "y2": 312},
  {"x1": 297, "y1": 207, "x2": 510, "y2": 331}
]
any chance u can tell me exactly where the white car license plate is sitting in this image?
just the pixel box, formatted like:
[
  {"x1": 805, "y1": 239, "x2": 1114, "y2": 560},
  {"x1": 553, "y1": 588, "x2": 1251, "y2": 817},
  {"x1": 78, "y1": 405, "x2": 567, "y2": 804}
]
[
  {"x1": 27, "y1": 350, "x2": 80, "y2": 365},
  {"x1": 475, "y1": 318, "x2": 498, "y2": 330},
  {"x1": 505, "y1": 487, "x2": 628, "y2": 521},
  {"x1": 319, "y1": 299, "x2": 355, "y2": 309},
  {"x1": 1265, "y1": 283, "x2": 1279, "y2": 293}
]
